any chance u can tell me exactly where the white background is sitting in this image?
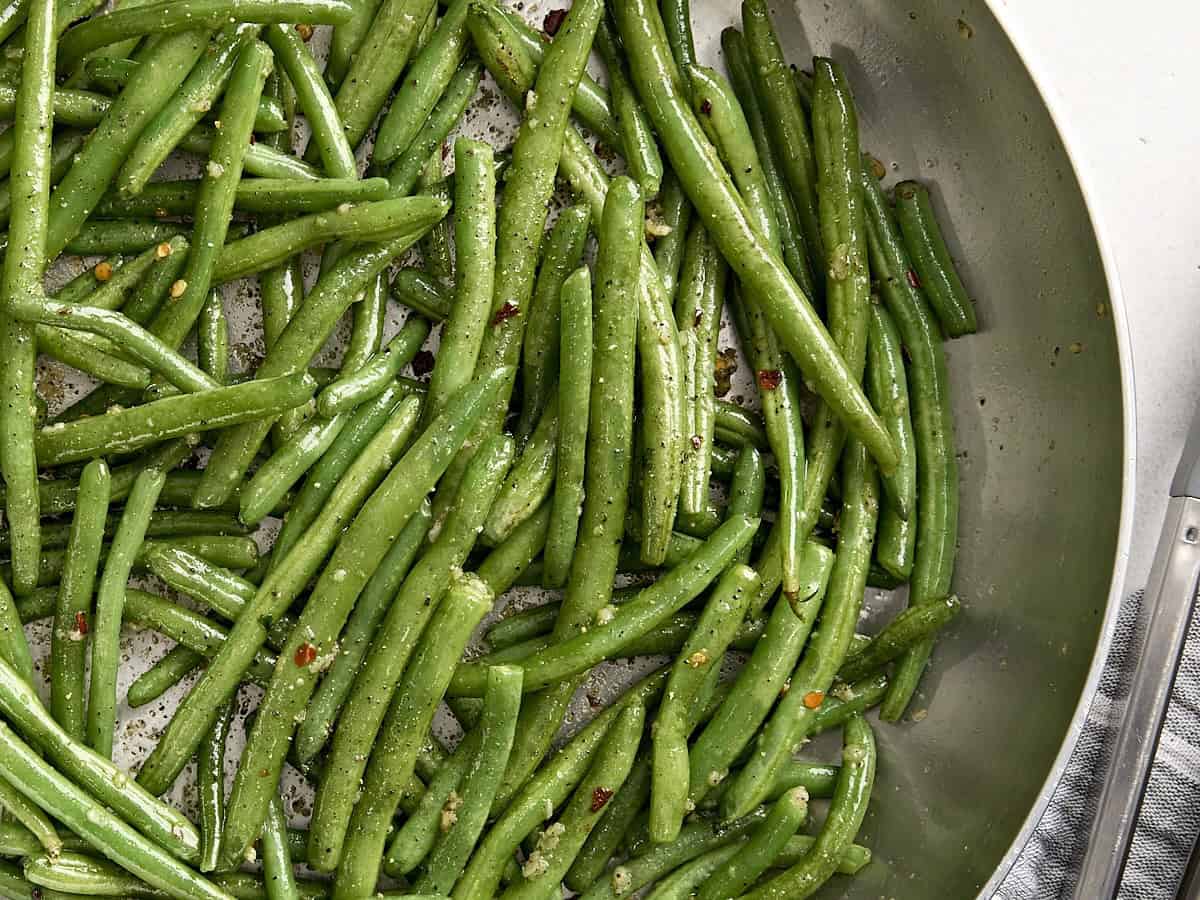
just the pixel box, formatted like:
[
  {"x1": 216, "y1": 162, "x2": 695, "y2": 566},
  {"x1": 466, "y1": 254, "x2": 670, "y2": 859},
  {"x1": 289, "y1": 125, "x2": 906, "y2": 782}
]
[{"x1": 994, "y1": 0, "x2": 1200, "y2": 588}]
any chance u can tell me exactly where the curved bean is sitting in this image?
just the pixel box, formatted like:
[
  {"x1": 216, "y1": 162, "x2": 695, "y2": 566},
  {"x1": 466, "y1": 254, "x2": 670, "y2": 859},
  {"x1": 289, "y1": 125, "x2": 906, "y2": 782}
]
[{"x1": 893, "y1": 180, "x2": 976, "y2": 336}]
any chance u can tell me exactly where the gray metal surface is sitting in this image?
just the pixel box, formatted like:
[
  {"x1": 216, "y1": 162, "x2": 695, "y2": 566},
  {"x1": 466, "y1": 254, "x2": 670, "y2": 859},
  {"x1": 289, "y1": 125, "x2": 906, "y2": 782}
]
[{"x1": 697, "y1": 0, "x2": 1129, "y2": 895}]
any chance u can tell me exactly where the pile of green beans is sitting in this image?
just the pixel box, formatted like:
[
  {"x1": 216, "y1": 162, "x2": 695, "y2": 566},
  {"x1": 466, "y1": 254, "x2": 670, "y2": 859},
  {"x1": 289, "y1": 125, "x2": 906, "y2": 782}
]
[{"x1": 0, "y1": 0, "x2": 980, "y2": 895}]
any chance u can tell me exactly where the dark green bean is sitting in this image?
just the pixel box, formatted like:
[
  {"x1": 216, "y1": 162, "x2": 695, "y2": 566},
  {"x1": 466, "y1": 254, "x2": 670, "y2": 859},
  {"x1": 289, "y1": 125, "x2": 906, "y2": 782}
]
[
  {"x1": 415, "y1": 155, "x2": 453, "y2": 283},
  {"x1": 197, "y1": 291, "x2": 228, "y2": 383},
  {"x1": 57, "y1": 0, "x2": 353, "y2": 67},
  {"x1": 196, "y1": 702, "x2": 230, "y2": 872},
  {"x1": 484, "y1": 392, "x2": 556, "y2": 545},
  {"x1": 260, "y1": 796, "x2": 297, "y2": 900},
  {"x1": 726, "y1": 446, "x2": 765, "y2": 565},
  {"x1": 389, "y1": 261, "x2": 451, "y2": 319},
  {"x1": 650, "y1": 171, "x2": 692, "y2": 301},
  {"x1": 121, "y1": 237, "x2": 189, "y2": 325},
  {"x1": 861, "y1": 168, "x2": 959, "y2": 722},
  {"x1": 698, "y1": 787, "x2": 809, "y2": 900},
  {"x1": 95, "y1": 177, "x2": 391, "y2": 218},
  {"x1": 839, "y1": 596, "x2": 961, "y2": 684},
  {"x1": 307, "y1": 431, "x2": 514, "y2": 873},
  {"x1": 317, "y1": 316, "x2": 429, "y2": 418},
  {"x1": 515, "y1": 204, "x2": 589, "y2": 443},
  {"x1": 177, "y1": 126, "x2": 322, "y2": 181},
  {"x1": 810, "y1": 672, "x2": 888, "y2": 736},
  {"x1": 893, "y1": 180, "x2": 976, "y2": 336},
  {"x1": 126, "y1": 646, "x2": 202, "y2": 708},
  {"x1": 595, "y1": 15, "x2": 661, "y2": 198}
]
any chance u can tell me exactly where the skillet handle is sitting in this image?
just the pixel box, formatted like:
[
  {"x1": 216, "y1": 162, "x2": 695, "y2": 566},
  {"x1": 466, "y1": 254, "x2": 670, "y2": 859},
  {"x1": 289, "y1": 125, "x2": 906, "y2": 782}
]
[{"x1": 1073, "y1": 411, "x2": 1200, "y2": 898}]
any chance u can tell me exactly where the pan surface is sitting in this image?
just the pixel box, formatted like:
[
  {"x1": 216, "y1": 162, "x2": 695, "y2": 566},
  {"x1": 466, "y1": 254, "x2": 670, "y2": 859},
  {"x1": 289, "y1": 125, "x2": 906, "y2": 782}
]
[{"x1": 684, "y1": 0, "x2": 1134, "y2": 894}]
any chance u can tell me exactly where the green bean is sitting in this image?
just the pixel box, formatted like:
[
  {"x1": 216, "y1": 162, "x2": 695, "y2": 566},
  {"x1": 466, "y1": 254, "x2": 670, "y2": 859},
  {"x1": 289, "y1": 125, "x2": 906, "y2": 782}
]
[
  {"x1": 650, "y1": 171, "x2": 691, "y2": 301},
  {"x1": 0, "y1": 722, "x2": 227, "y2": 900},
  {"x1": 705, "y1": 760, "x2": 840, "y2": 813},
  {"x1": 488, "y1": 2, "x2": 619, "y2": 148},
  {"x1": 50, "y1": 459, "x2": 109, "y2": 739},
  {"x1": 618, "y1": 1, "x2": 896, "y2": 476},
  {"x1": 839, "y1": 596, "x2": 961, "y2": 684},
  {"x1": 263, "y1": 23, "x2": 353, "y2": 179},
  {"x1": 698, "y1": 787, "x2": 809, "y2": 900},
  {"x1": 326, "y1": 0, "x2": 437, "y2": 154},
  {"x1": 453, "y1": 516, "x2": 756, "y2": 697},
  {"x1": 893, "y1": 180, "x2": 976, "y2": 336},
  {"x1": 0, "y1": 0, "x2": 53, "y2": 601},
  {"x1": 485, "y1": 393, "x2": 557, "y2": 545},
  {"x1": 0, "y1": 576, "x2": 29, "y2": 684},
  {"x1": 867, "y1": 301, "x2": 916, "y2": 576},
  {"x1": 494, "y1": 175, "x2": 641, "y2": 805},
  {"x1": 455, "y1": 670, "x2": 667, "y2": 898},
  {"x1": 0, "y1": 79, "x2": 105, "y2": 125},
  {"x1": 416, "y1": 666, "x2": 523, "y2": 894},
  {"x1": 261, "y1": 796, "x2": 298, "y2": 900},
  {"x1": 45, "y1": 30, "x2": 210, "y2": 258},
  {"x1": 651, "y1": 563, "x2": 757, "y2": 843},
  {"x1": 136, "y1": 393, "x2": 422, "y2": 796},
  {"x1": 724, "y1": 437, "x2": 878, "y2": 817},
  {"x1": 861, "y1": 169, "x2": 959, "y2": 722},
  {"x1": 195, "y1": 227, "x2": 443, "y2": 510},
  {"x1": 270, "y1": 382, "x2": 407, "y2": 565},
  {"x1": 500, "y1": 703, "x2": 644, "y2": 900},
  {"x1": 486, "y1": 602, "x2": 559, "y2": 650},
  {"x1": 686, "y1": 542, "x2": 834, "y2": 808},
  {"x1": 40, "y1": 330, "x2": 151, "y2": 390},
  {"x1": 373, "y1": 0, "x2": 468, "y2": 164},
  {"x1": 515, "y1": 204, "x2": 589, "y2": 443},
  {"x1": 725, "y1": 447, "x2": 765, "y2": 565},
  {"x1": 385, "y1": 60, "x2": 481, "y2": 198},
  {"x1": 196, "y1": 702, "x2": 230, "y2": 872},
  {"x1": 721, "y1": 27, "x2": 816, "y2": 301},
  {"x1": 712, "y1": 401, "x2": 767, "y2": 449},
  {"x1": 293, "y1": 500, "x2": 432, "y2": 766},
  {"x1": 415, "y1": 155, "x2": 453, "y2": 283},
  {"x1": 58, "y1": 0, "x2": 351, "y2": 67},
  {"x1": 261, "y1": 257, "x2": 302, "y2": 355},
  {"x1": 223, "y1": 376, "x2": 505, "y2": 868},
  {"x1": 142, "y1": 41, "x2": 263, "y2": 350},
  {"x1": 0, "y1": 128, "x2": 80, "y2": 232},
  {"x1": 674, "y1": 222, "x2": 725, "y2": 522},
  {"x1": 344, "y1": 271, "x2": 388, "y2": 376},
  {"x1": 660, "y1": 0, "x2": 694, "y2": 76},
  {"x1": 740, "y1": 0, "x2": 821, "y2": 287},
  {"x1": 178, "y1": 126, "x2": 322, "y2": 181},
  {"x1": 810, "y1": 673, "x2": 888, "y2": 736},
  {"x1": 332, "y1": 574, "x2": 492, "y2": 898},
  {"x1": 541, "y1": 267, "x2": 591, "y2": 587},
  {"x1": 743, "y1": 716, "x2": 875, "y2": 899},
  {"x1": 424, "y1": 139, "x2": 495, "y2": 424},
  {"x1": 565, "y1": 758, "x2": 651, "y2": 893},
  {"x1": 0, "y1": 780, "x2": 61, "y2": 859},
  {"x1": 212, "y1": 871, "x2": 328, "y2": 900},
  {"x1": 239, "y1": 416, "x2": 350, "y2": 527},
  {"x1": 96, "y1": 177, "x2": 389, "y2": 219},
  {"x1": 306, "y1": 432, "x2": 514, "y2": 873},
  {"x1": 595, "y1": 15, "x2": 661, "y2": 198},
  {"x1": 88, "y1": 468, "x2": 166, "y2": 757},
  {"x1": 442, "y1": 0, "x2": 603, "y2": 509},
  {"x1": 35, "y1": 373, "x2": 314, "y2": 467},
  {"x1": 195, "y1": 291, "x2": 228, "y2": 383},
  {"x1": 5, "y1": 508, "x2": 248, "y2": 557},
  {"x1": 319, "y1": 319, "x2": 430, "y2": 419},
  {"x1": 126, "y1": 646, "x2": 202, "y2": 708},
  {"x1": 121, "y1": 237, "x2": 189, "y2": 325},
  {"x1": 0, "y1": 822, "x2": 90, "y2": 859},
  {"x1": 0, "y1": 0, "x2": 27, "y2": 47},
  {"x1": 24, "y1": 850, "x2": 159, "y2": 896},
  {"x1": 324, "y1": 0, "x2": 380, "y2": 87},
  {"x1": 55, "y1": 218, "x2": 185, "y2": 255},
  {"x1": 476, "y1": 499, "x2": 552, "y2": 597}
]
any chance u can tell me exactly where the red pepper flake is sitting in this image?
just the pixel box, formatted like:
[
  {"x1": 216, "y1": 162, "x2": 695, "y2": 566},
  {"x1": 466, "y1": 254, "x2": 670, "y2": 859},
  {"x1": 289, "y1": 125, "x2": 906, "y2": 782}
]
[
  {"x1": 699, "y1": 98, "x2": 713, "y2": 115},
  {"x1": 542, "y1": 8, "x2": 567, "y2": 36},
  {"x1": 802, "y1": 691, "x2": 825, "y2": 709},
  {"x1": 590, "y1": 787, "x2": 614, "y2": 812},
  {"x1": 690, "y1": 434, "x2": 702, "y2": 450},
  {"x1": 491, "y1": 301, "x2": 519, "y2": 326},
  {"x1": 905, "y1": 269, "x2": 921, "y2": 289},
  {"x1": 294, "y1": 643, "x2": 317, "y2": 667},
  {"x1": 74, "y1": 612, "x2": 88, "y2": 635},
  {"x1": 757, "y1": 369, "x2": 782, "y2": 390},
  {"x1": 411, "y1": 349, "x2": 435, "y2": 376}
]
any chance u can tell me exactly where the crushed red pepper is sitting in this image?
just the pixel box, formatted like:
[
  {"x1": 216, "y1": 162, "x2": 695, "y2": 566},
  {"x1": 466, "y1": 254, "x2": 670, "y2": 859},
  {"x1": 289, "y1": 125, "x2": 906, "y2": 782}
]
[
  {"x1": 590, "y1": 786, "x2": 614, "y2": 812},
  {"x1": 757, "y1": 369, "x2": 783, "y2": 390},
  {"x1": 294, "y1": 643, "x2": 317, "y2": 667},
  {"x1": 491, "y1": 301, "x2": 519, "y2": 326}
]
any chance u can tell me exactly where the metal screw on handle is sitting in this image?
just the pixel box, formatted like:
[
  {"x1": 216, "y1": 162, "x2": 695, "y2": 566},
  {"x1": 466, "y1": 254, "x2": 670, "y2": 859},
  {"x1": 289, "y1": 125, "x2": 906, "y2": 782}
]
[{"x1": 1074, "y1": 407, "x2": 1200, "y2": 899}]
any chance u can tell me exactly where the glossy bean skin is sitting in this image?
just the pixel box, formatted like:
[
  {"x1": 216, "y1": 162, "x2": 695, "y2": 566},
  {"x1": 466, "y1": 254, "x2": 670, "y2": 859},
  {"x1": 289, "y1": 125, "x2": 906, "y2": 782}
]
[
  {"x1": 696, "y1": 787, "x2": 809, "y2": 900},
  {"x1": 195, "y1": 703, "x2": 230, "y2": 872},
  {"x1": 839, "y1": 596, "x2": 962, "y2": 684},
  {"x1": 316, "y1": 315, "x2": 430, "y2": 418},
  {"x1": 893, "y1": 180, "x2": 977, "y2": 336},
  {"x1": 594, "y1": 16, "x2": 662, "y2": 198}
]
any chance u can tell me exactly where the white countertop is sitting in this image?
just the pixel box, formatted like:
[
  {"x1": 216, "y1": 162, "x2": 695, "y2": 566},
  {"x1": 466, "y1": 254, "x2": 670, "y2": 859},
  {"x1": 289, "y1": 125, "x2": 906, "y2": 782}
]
[{"x1": 995, "y1": 0, "x2": 1200, "y2": 588}]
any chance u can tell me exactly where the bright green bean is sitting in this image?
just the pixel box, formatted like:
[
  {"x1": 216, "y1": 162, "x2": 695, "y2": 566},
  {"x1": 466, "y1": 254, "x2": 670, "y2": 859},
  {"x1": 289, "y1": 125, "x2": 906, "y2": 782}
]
[
  {"x1": 345, "y1": 272, "x2": 388, "y2": 376},
  {"x1": 307, "y1": 432, "x2": 514, "y2": 873},
  {"x1": 332, "y1": 574, "x2": 492, "y2": 899},
  {"x1": 23, "y1": 850, "x2": 160, "y2": 896},
  {"x1": 196, "y1": 291, "x2": 228, "y2": 383},
  {"x1": 239, "y1": 416, "x2": 350, "y2": 527},
  {"x1": 46, "y1": 30, "x2": 211, "y2": 258},
  {"x1": 893, "y1": 179, "x2": 976, "y2": 336},
  {"x1": 415, "y1": 154, "x2": 453, "y2": 283},
  {"x1": 650, "y1": 563, "x2": 756, "y2": 843},
  {"x1": 121, "y1": 237, "x2": 189, "y2": 325},
  {"x1": 726, "y1": 446, "x2": 765, "y2": 565},
  {"x1": 0, "y1": 577, "x2": 30, "y2": 683},
  {"x1": 595, "y1": 16, "x2": 661, "y2": 198},
  {"x1": 261, "y1": 796, "x2": 298, "y2": 900},
  {"x1": 177, "y1": 126, "x2": 322, "y2": 181},
  {"x1": 57, "y1": 0, "x2": 352, "y2": 67},
  {"x1": 88, "y1": 467, "x2": 166, "y2": 757},
  {"x1": 416, "y1": 665, "x2": 523, "y2": 894},
  {"x1": 385, "y1": 60, "x2": 481, "y2": 197},
  {"x1": 135, "y1": 393, "x2": 422, "y2": 796},
  {"x1": 264, "y1": 23, "x2": 354, "y2": 178},
  {"x1": 50, "y1": 459, "x2": 109, "y2": 739},
  {"x1": 425, "y1": 138, "x2": 495, "y2": 422},
  {"x1": 293, "y1": 500, "x2": 432, "y2": 766},
  {"x1": 650, "y1": 171, "x2": 691, "y2": 301},
  {"x1": 126, "y1": 645, "x2": 202, "y2": 708},
  {"x1": 392, "y1": 266, "x2": 452, "y2": 320},
  {"x1": 868, "y1": 301, "x2": 917, "y2": 578},
  {"x1": 542, "y1": 265, "x2": 592, "y2": 587},
  {"x1": 373, "y1": 0, "x2": 468, "y2": 165},
  {"x1": 697, "y1": 787, "x2": 809, "y2": 900},
  {"x1": 484, "y1": 392, "x2": 556, "y2": 545},
  {"x1": 96, "y1": 177, "x2": 389, "y2": 219},
  {"x1": 514, "y1": 204, "x2": 589, "y2": 443},
  {"x1": 861, "y1": 169, "x2": 959, "y2": 722},
  {"x1": 317, "y1": 316, "x2": 428, "y2": 418},
  {"x1": 0, "y1": 780, "x2": 61, "y2": 859},
  {"x1": 34, "y1": 373, "x2": 314, "y2": 467},
  {"x1": 839, "y1": 596, "x2": 961, "y2": 684},
  {"x1": 324, "y1": 0, "x2": 381, "y2": 86},
  {"x1": 476, "y1": 499, "x2": 552, "y2": 597}
]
